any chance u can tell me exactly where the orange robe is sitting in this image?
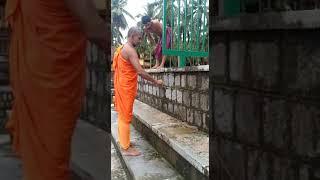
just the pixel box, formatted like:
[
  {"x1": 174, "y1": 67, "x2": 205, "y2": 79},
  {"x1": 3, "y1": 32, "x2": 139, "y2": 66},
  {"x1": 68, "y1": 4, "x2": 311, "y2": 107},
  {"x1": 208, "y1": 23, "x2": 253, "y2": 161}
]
[
  {"x1": 113, "y1": 46, "x2": 138, "y2": 149},
  {"x1": 5, "y1": 0, "x2": 87, "y2": 180}
]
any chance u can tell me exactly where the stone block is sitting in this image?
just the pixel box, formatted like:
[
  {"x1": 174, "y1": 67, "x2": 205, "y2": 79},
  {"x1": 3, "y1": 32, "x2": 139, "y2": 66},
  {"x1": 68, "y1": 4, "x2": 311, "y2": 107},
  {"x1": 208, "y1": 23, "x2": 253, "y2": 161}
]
[
  {"x1": 159, "y1": 88, "x2": 165, "y2": 98},
  {"x1": 177, "y1": 90, "x2": 183, "y2": 104},
  {"x1": 165, "y1": 88, "x2": 171, "y2": 100},
  {"x1": 250, "y1": 42, "x2": 279, "y2": 88},
  {"x1": 235, "y1": 93, "x2": 260, "y2": 144},
  {"x1": 230, "y1": 41, "x2": 246, "y2": 82},
  {"x1": 263, "y1": 99, "x2": 290, "y2": 150},
  {"x1": 292, "y1": 104, "x2": 319, "y2": 157},
  {"x1": 187, "y1": 75, "x2": 197, "y2": 90},
  {"x1": 200, "y1": 94, "x2": 209, "y2": 111},
  {"x1": 168, "y1": 103, "x2": 174, "y2": 114},
  {"x1": 247, "y1": 150, "x2": 268, "y2": 180},
  {"x1": 172, "y1": 89, "x2": 177, "y2": 102},
  {"x1": 187, "y1": 108, "x2": 194, "y2": 124},
  {"x1": 214, "y1": 90, "x2": 233, "y2": 134},
  {"x1": 194, "y1": 110, "x2": 202, "y2": 127},
  {"x1": 202, "y1": 113, "x2": 209, "y2": 131},
  {"x1": 168, "y1": 73, "x2": 174, "y2": 86},
  {"x1": 192, "y1": 92, "x2": 200, "y2": 108},
  {"x1": 182, "y1": 90, "x2": 191, "y2": 107},
  {"x1": 212, "y1": 42, "x2": 226, "y2": 77},
  {"x1": 181, "y1": 74, "x2": 186, "y2": 88},
  {"x1": 175, "y1": 74, "x2": 180, "y2": 87},
  {"x1": 178, "y1": 105, "x2": 187, "y2": 122},
  {"x1": 200, "y1": 75, "x2": 209, "y2": 91},
  {"x1": 219, "y1": 140, "x2": 246, "y2": 180}
]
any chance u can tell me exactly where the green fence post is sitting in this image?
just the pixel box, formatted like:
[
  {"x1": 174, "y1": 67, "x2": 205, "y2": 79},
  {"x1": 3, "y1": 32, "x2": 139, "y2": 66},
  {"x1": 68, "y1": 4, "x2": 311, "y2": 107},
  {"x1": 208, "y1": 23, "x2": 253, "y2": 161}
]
[{"x1": 179, "y1": 56, "x2": 186, "y2": 67}]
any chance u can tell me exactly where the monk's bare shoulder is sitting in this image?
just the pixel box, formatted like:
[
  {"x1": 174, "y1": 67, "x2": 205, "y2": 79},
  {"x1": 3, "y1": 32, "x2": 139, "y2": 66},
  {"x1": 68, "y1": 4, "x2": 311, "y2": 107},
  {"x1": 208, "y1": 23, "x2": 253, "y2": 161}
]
[{"x1": 124, "y1": 45, "x2": 138, "y2": 60}]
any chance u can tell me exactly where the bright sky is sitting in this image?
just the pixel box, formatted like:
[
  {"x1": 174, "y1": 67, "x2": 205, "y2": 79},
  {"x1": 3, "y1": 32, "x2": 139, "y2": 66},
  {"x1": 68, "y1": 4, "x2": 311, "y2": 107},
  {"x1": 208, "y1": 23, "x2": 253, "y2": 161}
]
[{"x1": 120, "y1": 0, "x2": 156, "y2": 43}]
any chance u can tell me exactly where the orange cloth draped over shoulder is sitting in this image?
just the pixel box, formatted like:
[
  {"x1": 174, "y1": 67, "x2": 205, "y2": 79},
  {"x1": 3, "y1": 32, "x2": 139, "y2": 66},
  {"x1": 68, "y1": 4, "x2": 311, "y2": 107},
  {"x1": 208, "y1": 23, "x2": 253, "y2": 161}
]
[
  {"x1": 113, "y1": 45, "x2": 138, "y2": 149},
  {"x1": 5, "y1": 0, "x2": 87, "y2": 180}
]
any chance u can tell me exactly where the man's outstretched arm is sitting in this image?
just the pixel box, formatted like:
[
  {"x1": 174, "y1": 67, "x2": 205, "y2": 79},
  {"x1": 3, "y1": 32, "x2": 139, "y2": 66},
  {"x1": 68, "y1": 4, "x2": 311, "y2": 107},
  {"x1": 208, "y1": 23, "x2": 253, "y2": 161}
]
[
  {"x1": 128, "y1": 48, "x2": 162, "y2": 86},
  {"x1": 64, "y1": 0, "x2": 108, "y2": 50}
]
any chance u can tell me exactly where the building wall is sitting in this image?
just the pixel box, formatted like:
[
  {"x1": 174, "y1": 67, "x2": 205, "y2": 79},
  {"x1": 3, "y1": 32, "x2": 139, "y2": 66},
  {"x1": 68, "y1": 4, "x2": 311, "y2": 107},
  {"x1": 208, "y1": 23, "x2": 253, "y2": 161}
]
[
  {"x1": 211, "y1": 11, "x2": 320, "y2": 180},
  {"x1": 136, "y1": 66, "x2": 209, "y2": 132}
]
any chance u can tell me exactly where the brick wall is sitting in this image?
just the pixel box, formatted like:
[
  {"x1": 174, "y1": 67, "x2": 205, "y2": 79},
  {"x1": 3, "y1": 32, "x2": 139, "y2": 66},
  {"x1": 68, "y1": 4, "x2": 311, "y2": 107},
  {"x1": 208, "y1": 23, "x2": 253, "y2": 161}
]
[
  {"x1": 211, "y1": 15, "x2": 320, "y2": 179},
  {"x1": 136, "y1": 66, "x2": 209, "y2": 132}
]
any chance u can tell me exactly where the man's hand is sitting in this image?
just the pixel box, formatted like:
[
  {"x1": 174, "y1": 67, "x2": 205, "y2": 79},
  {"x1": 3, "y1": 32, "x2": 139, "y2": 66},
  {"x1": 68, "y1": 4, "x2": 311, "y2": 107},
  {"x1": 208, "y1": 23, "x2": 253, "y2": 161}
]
[{"x1": 155, "y1": 80, "x2": 163, "y2": 87}]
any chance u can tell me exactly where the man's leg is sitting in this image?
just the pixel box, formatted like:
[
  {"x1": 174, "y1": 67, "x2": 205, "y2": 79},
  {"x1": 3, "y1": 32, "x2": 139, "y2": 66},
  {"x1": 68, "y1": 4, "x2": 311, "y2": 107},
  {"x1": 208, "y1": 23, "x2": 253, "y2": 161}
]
[
  {"x1": 157, "y1": 55, "x2": 166, "y2": 69},
  {"x1": 117, "y1": 115, "x2": 140, "y2": 156}
]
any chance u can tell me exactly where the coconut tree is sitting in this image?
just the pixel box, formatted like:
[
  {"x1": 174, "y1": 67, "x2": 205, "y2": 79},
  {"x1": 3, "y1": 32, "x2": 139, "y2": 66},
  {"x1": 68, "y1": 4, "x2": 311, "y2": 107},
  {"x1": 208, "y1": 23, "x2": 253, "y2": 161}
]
[{"x1": 111, "y1": 0, "x2": 135, "y2": 46}]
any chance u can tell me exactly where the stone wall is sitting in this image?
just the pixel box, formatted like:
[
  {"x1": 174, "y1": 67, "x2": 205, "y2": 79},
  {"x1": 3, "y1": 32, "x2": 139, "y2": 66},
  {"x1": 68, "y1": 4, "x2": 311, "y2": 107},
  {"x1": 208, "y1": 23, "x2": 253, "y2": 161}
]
[
  {"x1": 136, "y1": 66, "x2": 209, "y2": 132},
  {"x1": 211, "y1": 12, "x2": 320, "y2": 180}
]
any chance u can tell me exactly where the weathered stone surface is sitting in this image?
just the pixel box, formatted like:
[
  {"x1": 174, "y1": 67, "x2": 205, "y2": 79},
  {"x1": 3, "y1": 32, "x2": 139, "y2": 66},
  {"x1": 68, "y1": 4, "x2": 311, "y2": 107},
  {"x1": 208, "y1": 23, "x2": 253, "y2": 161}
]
[
  {"x1": 183, "y1": 90, "x2": 191, "y2": 107},
  {"x1": 172, "y1": 89, "x2": 177, "y2": 102},
  {"x1": 263, "y1": 99, "x2": 290, "y2": 150},
  {"x1": 235, "y1": 94, "x2": 260, "y2": 144},
  {"x1": 250, "y1": 42, "x2": 279, "y2": 88},
  {"x1": 137, "y1": 71, "x2": 209, "y2": 130},
  {"x1": 219, "y1": 140, "x2": 246, "y2": 180},
  {"x1": 200, "y1": 94, "x2": 209, "y2": 111},
  {"x1": 214, "y1": 90, "x2": 233, "y2": 134},
  {"x1": 283, "y1": 38, "x2": 320, "y2": 96},
  {"x1": 192, "y1": 92, "x2": 200, "y2": 109},
  {"x1": 273, "y1": 156, "x2": 296, "y2": 180},
  {"x1": 187, "y1": 108, "x2": 194, "y2": 124},
  {"x1": 200, "y1": 75, "x2": 209, "y2": 91},
  {"x1": 168, "y1": 103, "x2": 174, "y2": 114},
  {"x1": 187, "y1": 75, "x2": 197, "y2": 90},
  {"x1": 194, "y1": 110, "x2": 202, "y2": 127},
  {"x1": 181, "y1": 74, "x2": 186, "y2": 88},
  {"x1": 168, "y1": 73, "x2": 175, "y2": 87},
  {"x1": 177, "y1": 90, "x2": 183, "y2": 104},
  {"x1": 291, "y1": 104, "x2": 318, "y2": 157},
  {"x1": 230, "y1": 41, "x2": 246, "y2": 82},
  {"x1": 175, "y1": 74, "x2": 180, "y2": 87},
  {"x1": 247, "y1": 150, "x2": 268, "y2": 180},
  {"x1": 165, "y1": 88, "x2": 171, "y2": 99},
  {"x1": 212, "y1": 42, "x2": 226, "y2": 77}
]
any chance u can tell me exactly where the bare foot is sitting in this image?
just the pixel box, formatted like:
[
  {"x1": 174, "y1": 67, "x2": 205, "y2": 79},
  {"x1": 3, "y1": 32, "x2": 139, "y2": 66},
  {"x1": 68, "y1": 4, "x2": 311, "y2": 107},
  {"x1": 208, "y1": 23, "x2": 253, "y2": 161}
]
[
  {"x1": 122, "y1": 146, "x2": 141, "y2": 156},
  {"x1": 156, "y1": 65, "x2": 164, "y2": 69},
  {"x1": 152, "y1": 64, "x2": 159, "y2": 69}
]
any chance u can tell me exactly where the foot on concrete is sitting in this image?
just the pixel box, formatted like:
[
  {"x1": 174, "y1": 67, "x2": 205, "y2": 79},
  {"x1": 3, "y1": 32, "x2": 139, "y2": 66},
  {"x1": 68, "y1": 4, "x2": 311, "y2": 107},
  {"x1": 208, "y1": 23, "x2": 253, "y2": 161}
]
[
  {"x1": 122, "y1": 146, "x2": 141, "y2": 156},
  {"x1": 152, "y1": 64, "x2": 159, "y2": 69},
  {"x1": 156, "y1": 65, "x2": 164, "y2": 69}
]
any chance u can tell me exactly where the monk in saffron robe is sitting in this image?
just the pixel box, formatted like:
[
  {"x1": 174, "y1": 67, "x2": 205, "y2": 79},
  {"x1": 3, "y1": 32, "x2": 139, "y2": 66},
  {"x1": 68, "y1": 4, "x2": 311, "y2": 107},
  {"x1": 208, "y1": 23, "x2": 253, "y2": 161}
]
[
  {"x1": 113, "y1": 27, "x2": 163, "y2": 156},
  {"x1": 5, "y1": 0, "x2": 108, "y2": 179}
]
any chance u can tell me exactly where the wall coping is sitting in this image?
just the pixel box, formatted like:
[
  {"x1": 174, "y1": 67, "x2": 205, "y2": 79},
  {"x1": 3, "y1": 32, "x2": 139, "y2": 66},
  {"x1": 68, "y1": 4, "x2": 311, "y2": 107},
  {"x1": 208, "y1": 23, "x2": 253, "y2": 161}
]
[
  {"x1": 145, "y1": 65, "x2": 209, "y2": 73},
  {"x1": 212, "y1": 10, "x2": 320, "y2": 31}
]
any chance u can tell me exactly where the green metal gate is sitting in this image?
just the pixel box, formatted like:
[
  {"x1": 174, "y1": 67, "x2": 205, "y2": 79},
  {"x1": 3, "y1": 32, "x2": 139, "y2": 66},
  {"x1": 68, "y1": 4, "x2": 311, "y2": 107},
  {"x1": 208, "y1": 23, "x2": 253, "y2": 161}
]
[{"x1": 162, "y1": 0, "x2": 209, "y2": 67}]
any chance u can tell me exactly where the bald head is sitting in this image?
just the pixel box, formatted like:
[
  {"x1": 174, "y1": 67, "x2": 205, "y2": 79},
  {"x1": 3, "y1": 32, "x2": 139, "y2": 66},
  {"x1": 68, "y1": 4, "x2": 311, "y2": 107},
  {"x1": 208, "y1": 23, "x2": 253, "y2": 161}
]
[
  {"x1": 127, "y1": 26, "x2": 142, "y2": 38},
  {"x1": 127, "y1": 26, "x2": 142, "y2": 47}
]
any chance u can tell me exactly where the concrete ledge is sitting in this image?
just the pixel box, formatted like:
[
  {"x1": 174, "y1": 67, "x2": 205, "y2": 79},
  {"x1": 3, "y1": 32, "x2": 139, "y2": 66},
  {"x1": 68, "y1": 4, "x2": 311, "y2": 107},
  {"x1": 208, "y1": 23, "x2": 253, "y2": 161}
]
[
  {"x1": 212, "y1": 10, "x2": 320, "y2": 31},
  {"x1": 71, "y1": 120, "x2": 109, "y2": 180},
  {"x1": 145, "y1": 65, "x2": 209, "y2": 73},
  {"x1": 111, "y1": 110, "x2": 183, "y2": 180},
  {"x1": 132, "y1": 100, "x2": 209, "y2": 179}
]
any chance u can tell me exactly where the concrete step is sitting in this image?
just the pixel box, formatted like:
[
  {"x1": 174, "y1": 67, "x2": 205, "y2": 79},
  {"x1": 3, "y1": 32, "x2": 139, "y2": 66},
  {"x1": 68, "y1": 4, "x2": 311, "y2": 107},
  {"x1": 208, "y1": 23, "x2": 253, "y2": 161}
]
[
  {"x1": 132, "y1": 100, "x2": 209, "y2": 180},
  {"x1": 71, "y1": 119, "x2": 109, "y2": 180},
  {"x1": 111, "y1": 110, "x2": 184, "y2": 180},
  {"x1": 111, "y1": 142, "x2": 129, "y2": 180}
]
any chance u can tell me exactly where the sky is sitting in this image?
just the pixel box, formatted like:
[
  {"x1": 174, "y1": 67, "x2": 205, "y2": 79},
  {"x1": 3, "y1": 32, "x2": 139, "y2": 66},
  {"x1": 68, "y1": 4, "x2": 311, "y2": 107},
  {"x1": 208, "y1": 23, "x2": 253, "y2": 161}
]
[{"x1": 120, "y1": 0, "x2": 155, "y2": 43}]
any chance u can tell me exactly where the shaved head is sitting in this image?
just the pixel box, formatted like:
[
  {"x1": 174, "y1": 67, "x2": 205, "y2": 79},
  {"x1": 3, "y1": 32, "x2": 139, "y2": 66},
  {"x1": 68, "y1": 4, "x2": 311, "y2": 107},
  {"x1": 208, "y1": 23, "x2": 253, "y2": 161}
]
[{"x1": 127, "y1": 26, "x2": 142, "y2": 38}]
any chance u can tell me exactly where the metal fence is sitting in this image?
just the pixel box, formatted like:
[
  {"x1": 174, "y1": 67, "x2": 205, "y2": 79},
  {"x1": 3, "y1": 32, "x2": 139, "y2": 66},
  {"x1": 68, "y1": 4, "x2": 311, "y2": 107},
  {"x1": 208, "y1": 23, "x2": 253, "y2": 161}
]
[{"x1": 161, "y1": 0, "x2": 209, "y2": 68}]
